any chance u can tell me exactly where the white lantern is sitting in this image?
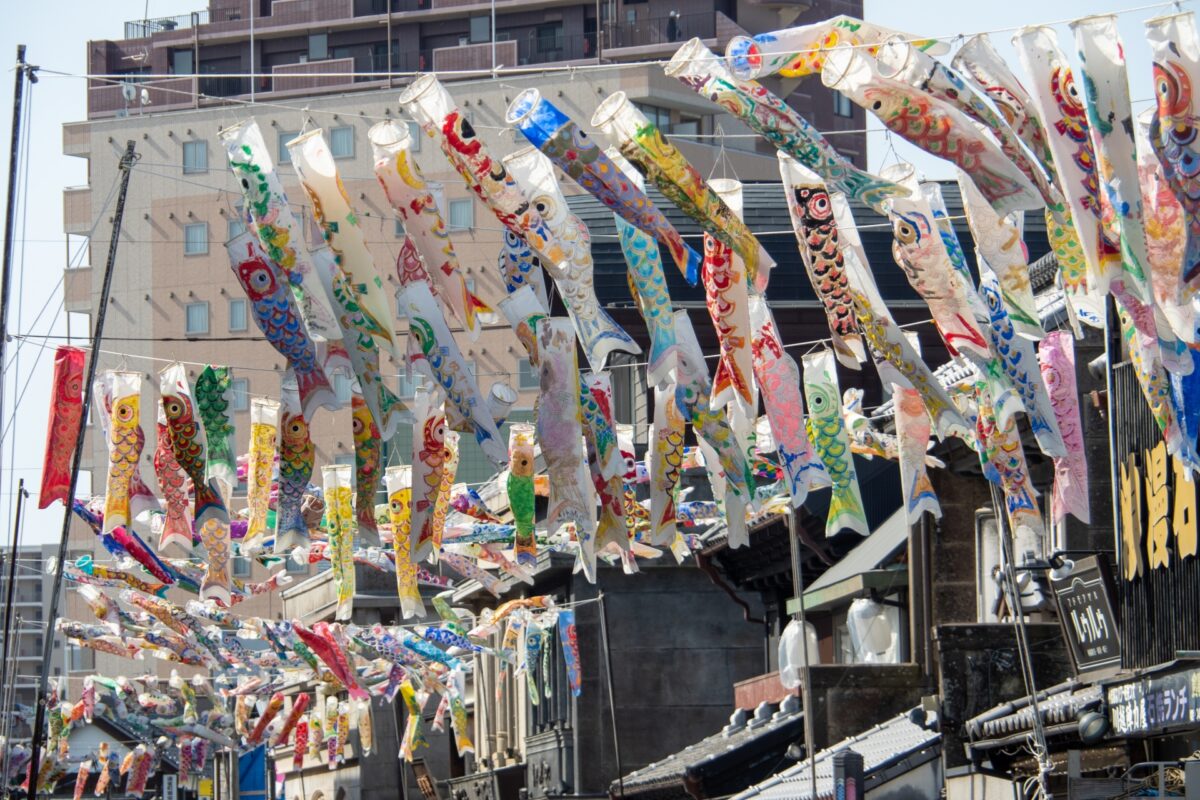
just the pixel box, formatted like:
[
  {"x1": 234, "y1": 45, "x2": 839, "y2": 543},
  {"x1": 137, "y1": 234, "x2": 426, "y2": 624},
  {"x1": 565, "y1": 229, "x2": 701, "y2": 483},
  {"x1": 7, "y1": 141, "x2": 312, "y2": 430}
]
[
  {"x1": 778, "y1": 619, "x2": 820, "y2": 688},
  {"x1": 846, "y1": 598, "x2": 895, "y2": 663}
]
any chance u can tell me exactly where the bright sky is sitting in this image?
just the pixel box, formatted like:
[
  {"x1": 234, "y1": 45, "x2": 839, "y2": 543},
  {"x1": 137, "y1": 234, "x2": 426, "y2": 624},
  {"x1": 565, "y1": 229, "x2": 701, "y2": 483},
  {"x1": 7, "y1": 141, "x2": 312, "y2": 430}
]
[{"x1": 0, "y1": 0, "x2": 1186, "y2": 544}]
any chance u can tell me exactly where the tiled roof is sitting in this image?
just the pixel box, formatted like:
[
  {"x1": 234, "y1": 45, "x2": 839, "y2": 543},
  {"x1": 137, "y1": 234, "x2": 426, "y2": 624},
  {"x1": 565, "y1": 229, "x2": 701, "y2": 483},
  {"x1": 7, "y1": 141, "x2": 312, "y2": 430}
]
[
  {"x1": 731, "y1": 708, "x2": 941, "y2": 800},
  {"x1": 964, "y1": 680, "x2": 1102, "y2": 752},
  {"x1": 615, "y1": 696, "x2": 805, "y2": 799}
]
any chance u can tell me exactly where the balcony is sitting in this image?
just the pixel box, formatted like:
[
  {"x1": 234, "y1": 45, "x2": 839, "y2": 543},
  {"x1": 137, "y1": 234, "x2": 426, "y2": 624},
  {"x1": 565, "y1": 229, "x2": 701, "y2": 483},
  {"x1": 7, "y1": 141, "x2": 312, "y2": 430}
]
[
  {"x1": 432, "y1": 40, "x2": 518, "y2": 73},
  {"x1": 603, "y1": 12, "x2": 712, "y2": 50},
  {"x1": 87, "y1": 77, "x2": 197, "y2": 118},
  {"x1": 123, "y1": 10, "x2": 208, "y2": 39},
  {"x1": 63, "y1": 267, "x2": 94, "y2": 313},
  {"x1": 62, "y1": 123, "x2": 90, "y2": 159},
  {"x1": 271, "y1": 57, "x2": 358, "y2": 95},
  {"x1": 63, "y1": 187, "x2": 91, "y2": 236}
]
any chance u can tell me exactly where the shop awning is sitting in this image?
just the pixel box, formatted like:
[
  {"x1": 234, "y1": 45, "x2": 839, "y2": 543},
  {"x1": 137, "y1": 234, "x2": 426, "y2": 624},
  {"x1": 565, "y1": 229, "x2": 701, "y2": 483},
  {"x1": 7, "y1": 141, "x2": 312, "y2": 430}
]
[{"x1": 786, "y1": 508, "x2": 909, "y2": 614}]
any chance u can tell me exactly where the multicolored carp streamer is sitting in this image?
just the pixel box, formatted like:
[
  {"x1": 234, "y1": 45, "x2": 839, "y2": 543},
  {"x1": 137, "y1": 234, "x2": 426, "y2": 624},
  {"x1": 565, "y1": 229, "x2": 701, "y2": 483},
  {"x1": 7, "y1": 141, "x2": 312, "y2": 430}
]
[
  {"x1": 401, "y1": 76, "x2": 579, "y2": 278},
  {"x1": 400, "y1": 281, "x2": 508, "y2": 467},
  {"x1": 503, "y1": 146, "x2": 640, "y2": 371},
  {"x1": 497, "y1": 230, "x2": 552, "y2": 311},
  {"x1": 410, "y1": 387, "x2": 448, "y2": 564},
  {"x1": 779, "y1": 154, "x2": 865, "y2": 368},
  {"x1": 948, "y1": 35, "x2": 1061, "y2": 202},
  {"x1": 801, "y1": 350, "x2": 868, "y2": 537},
  {"x1": 276, "y1": 381, "x2": 315, "y2": 554},
  {"x1": 244, "y1": 398, "x2": 280, "y2": 551},
  {"x1": 1147, "y1": 12, "x2": 1200, "y2": 299},
  {"x1": 451, "y1": 486, "x2": 501, "y2": 524},
  {"x1": 369, "y1": 119, "x2": 487, "y2": 338},
  {"x1": 101, "y1": 372, "x2": 143, "y2": 536},
  {"x1": 288, "y1": 129, "x2": 398, "y2": 358},
  {"x1": 312, "y1": 245, "x2": 405, "y2": 439},
  {"x1": 537, "y1": 318, "x2": 596, "y2": 576},
  {"x1": 38, "y1": 345, "x2": 85, "y2": 509},
  {"x1": 508, "y1": 423, "x2": 538, "y2": 566},
  {"x1": 1037, "y1": 331, "x2": 1091, "y2": 525},
  {"x1": 821, "y1": 47, "x2": 1040, "y2": 215},
  {"x1": 247, "y1": 692, "x2": 285, "y2": 745},
  {"x1": 385, "y1": 465, "x2": 425, "y2": 619},
  {"x1": 975, "y1": 382, "x2": 1045, "y2": 550},
  {"x1": 878, "y1": 37, "x2": 1056, "y2": 208},
  {"x1": 351, "y1": 392, "x2": 383, "y2": 547},
  {"x1": 195, "y1": 366, "x2": 237, "y2": 501},
  {"x1": 1117, "y1": 295, "x2": 1184, "y2": 454},
  {"x1": 558, "y1": 609, "x2": 582, "y2": 697},
  {"x1": 322, "y1": 464, "x2": 356, "y2": 621},
  {"x1": 725, "y1": 15, "x2": 946, "y2": 79},
  {"x1": 674, "y1": 312, "x2": 755, "y2": 514},
  {"x1": 894, "y1": 386, "x2": 941, "y2": 523},
  {"x1": 1012, "y1": 26, "x2": 1115, "y2": 297},
  {"x1": 649, "y1": 382, "x2": 685, "y2": 546},
  {"x1": 228, "y1": 231, "x2": 338, "y2": 420},
  {"x1": 1070, "y1": 14, "x2": 1152, "y2": 302},
  {"x1": 668, "y1": 39, "x2": 904, "y2": 213},
  {"x1": 432, "y1": 430, "x2": 460, "y2": 551},
  {"x1": 581, "y1": 371, "x2": 622, "y2": 482},
  {"x1": 955, "y1": 171, "x2": 1045, "y2": 341},
  {"x1": 592, "y1": 91, "x2": 775, "y2": 291},
  {"x1": 161, "y1": 364, "x2": 231, "y2": 606},
  {"x1": 978, "y1": 266, "x2": 1067, "y2": 458},
  {"x1": 749, "y1": 295, "x2": 826, "y2": 506},
  {"x1": 274, "y1": 692, "x2": 310, "y2": 747},
  {"x1": 220, "y1": 119, "x2": 341, "y2": 340},
  {"x1": 700, "y1": 179, "x2": 757, "y2": 418},
  {"x1": 614, "y1": 188, "x2": 679, "y2": 387},
  {"x1": 506, "y1": 88, "x2": 702, "y2": 284}
]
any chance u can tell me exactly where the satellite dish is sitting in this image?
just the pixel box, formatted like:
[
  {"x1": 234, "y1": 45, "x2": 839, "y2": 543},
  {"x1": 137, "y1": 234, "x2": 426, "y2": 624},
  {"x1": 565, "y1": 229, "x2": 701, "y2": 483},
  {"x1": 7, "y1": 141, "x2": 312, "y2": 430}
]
[
  {"x1": 140, "y1": 88, "x2": 151, "y2": 106},
  {"x1": 121, "y1": 83, "x2": 137, "y2": 102}
]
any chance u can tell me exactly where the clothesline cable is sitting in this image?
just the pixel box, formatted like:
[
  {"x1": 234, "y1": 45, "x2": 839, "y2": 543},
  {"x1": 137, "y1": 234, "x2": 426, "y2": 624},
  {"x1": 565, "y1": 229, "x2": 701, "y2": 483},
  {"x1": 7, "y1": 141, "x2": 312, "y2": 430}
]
[{"x1": 10, "y1": 314, "x2": 938, "y2": 381}]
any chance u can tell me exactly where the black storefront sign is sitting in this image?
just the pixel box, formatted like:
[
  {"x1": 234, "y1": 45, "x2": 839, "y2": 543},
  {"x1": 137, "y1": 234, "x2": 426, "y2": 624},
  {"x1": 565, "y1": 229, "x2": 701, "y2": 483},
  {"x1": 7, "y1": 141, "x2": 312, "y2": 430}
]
[
  {"x1": 1051, "y1": 555, "x2": 1122, "y2": 677},
  {"x1": 1107, "y1": 669, "x2": 1200, "y2": 737}
]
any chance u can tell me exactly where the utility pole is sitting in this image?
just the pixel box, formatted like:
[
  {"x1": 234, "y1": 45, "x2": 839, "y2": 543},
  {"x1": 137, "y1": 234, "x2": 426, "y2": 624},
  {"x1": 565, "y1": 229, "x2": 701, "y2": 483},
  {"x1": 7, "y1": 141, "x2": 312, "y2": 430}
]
[
  {"x1": 25, "y1": 140, "x2": 139, "y2": 793},
  {"x1": 0, "y1": 478, "x2": 27, "y2": 792},
  {"x1": 787, "y1": 508, "x2": 819, "y2": 800},
  {"x1": 0, "y1": 46, "x2": 33, "y2": 487}
]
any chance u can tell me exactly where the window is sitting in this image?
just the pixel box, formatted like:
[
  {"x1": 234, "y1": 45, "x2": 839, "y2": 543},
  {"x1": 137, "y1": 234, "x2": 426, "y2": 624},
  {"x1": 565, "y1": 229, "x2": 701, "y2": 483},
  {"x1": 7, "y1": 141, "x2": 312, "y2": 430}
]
[
  {"x1": 185, "y1": 302, "x2": 210, "y2": 335},
  {"x1": 333, "y1": 371, "x2": 353, "y2": 405},
  {"x1": 184, "y1": 222, "x2": 208, "y2": 256},
  {"x1": 309, "y1": 33, "x2": 329, "y2": 61},
  {"x1": 833, "y1": 89, "x2": 853, "y2": 118},
  {"x1": 470, "y1": 16, "x2": 490, "y2": 43},
  {"x1": 448, "y1": 198, "x2": 473, "y2": 231},
  {"x1": 172, "y1": 49, "x2": 194, "y2": 75},
  {"x1": 182, "y1": 140, "x2": 208, "y2": 173},
  {"x1": 330, "y1": 126, "x2": 355, "y2": 159},
  {"x1": 228, "y1": 217, "x2": 247, "y2": 240},
  {"x1": 232, "y1": 555, "x2": 252, "y2": 578},
  {"x1": 278, "y1": 130, "x2": 299, "y2": 164},
  {"x1": 635, "y1": 102, "x2": 671, "y2": 131},
  {"x1": 394, "y1": 218, "x2": 405, "y2": 238},
  {"x1": 535, "y1": 23, "x2": 563, "y2": 54},
  {"x1": 518, "y1": 358, "x2": 539, "y2": 389},
  {"x1": 229, "y1": 298, "x2": 248, "y2": 332},
  {"x1": 407, "y1": 121, "x2": 421, "y2": 152},
  {"x1": 231, "y1": 377, "x2": 249, "y2": 412},
  {"x1": 68, "y1": 642, "x2": 94, "y2": 672},
  {"x1": 673, "y1": 116, "x2": 700, "y2": 137},
  {"x1": 398, "y1": 370, "x2": 425, "y2": 399}
]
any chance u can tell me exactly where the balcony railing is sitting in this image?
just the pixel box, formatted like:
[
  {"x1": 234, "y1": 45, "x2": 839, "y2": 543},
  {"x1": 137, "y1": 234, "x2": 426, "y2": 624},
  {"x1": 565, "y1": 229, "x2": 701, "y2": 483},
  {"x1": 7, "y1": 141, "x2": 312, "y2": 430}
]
[
  {"x1": 602, "y1": 12, "x2": 714, "y2": 50},
  {"x1": 124, "y1": 10, "x2": 208, "y2": 39}
]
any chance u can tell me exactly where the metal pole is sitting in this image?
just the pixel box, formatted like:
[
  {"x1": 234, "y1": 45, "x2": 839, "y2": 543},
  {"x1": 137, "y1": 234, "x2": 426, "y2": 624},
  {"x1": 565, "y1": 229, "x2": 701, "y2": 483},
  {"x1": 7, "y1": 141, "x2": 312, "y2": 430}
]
[
  {"x1": 786, "y1": 508, "x2": 818, "y2": 800},
  {"x1": 490, "y1": 0, "x2": 497, "y2": 74},
  {"x1": 598, "y1": 592, "x2": 623, "y2": 798},
  {"x1": 0, "y1": 46, "x2": 30, "y2": 485},
  {"x1": 249, "y1": 0, "x2": 255, "y2": 102},
  {"x1": 0, "y1": 479, "x2": 26, "y2": 794},
  {"x1": 25, "y1": 140, "x2": 138, "y2": 792}
]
